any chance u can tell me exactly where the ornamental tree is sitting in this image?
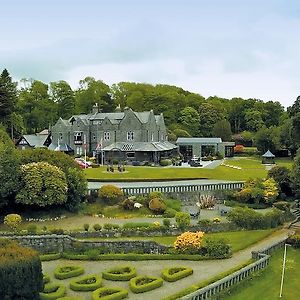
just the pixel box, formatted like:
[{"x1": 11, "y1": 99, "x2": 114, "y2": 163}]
[{"x1": 16, "y1": 162, "x2": 68, "y2": 207}]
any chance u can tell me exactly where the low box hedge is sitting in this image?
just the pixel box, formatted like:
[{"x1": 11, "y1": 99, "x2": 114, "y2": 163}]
[
  {"x1": 39, "y1": 283, "x2": 66, "y2": 300},
  {"x1": 43, "y1": 273, "x2": 51, "y2": 284},
  {"x1": 162, "y1": 266, "x2": 193, "y2": 282},
  {"x1": 40, "y1": 253, "x2": 61, "y2": 261},
  {"x1": 102, "y1": 265, "x2": 137, "y2": 281},
  {"x1": 57, "y1": 297, "x2": 84, "y2": 300},
  {"x1": 70, "y1": 274, "x2": 102, "y2": 291},
  {"x1": 54, "y1": 265, "x2": 84, "y2": 279},
  {"x1": 129, "y1": 275, "x2": 163, "y2": 293},
  {"x1": 92, "y1": 287, "x2": 128, "y2": 300}
]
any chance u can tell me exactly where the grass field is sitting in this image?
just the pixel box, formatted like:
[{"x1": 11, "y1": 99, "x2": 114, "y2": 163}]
[
  {"x1": 222, "y1": 247, "x2": 300, "y2": 300},
  {"x1": 82, "y1": 229, "x2": 275, "y2": 252},
  {"x1": 84, "y1": 157, "x2": 293, "y2": 181}
]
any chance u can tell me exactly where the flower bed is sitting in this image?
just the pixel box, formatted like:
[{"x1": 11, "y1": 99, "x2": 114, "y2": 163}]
[
  {"x1": 162, "y1": 266, "x2": 193, "y2": 282},
  {"x1": 92, "y1": 287, "x2": 128, "y2": 300},
  {"x1": 129, "y1": 275, "x2": 163, "y2": 293},
  {"x1": 54, "y1": 265, "x2": 84, "y2": 279},
  {"x1": 102, "y1": 266, "x2": 137, "y2": 281},
  {"x1": 39, "y1": 283, "x2": 66, "y2": 300},
  {"x1": 70, "y1": 274, "x2": 102, "y2": 291}
]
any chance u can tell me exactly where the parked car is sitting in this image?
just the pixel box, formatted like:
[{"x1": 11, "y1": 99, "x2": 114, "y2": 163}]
[{"x1": 75, "y1": 158, "x2": 91, "y2": 168}]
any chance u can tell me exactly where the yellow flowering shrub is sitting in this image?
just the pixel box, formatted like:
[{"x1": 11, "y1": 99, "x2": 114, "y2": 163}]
[
  {"x1": 213, "y1": 217, "x2": 221, "y2": 223},
  {"x1": 174, "y1": 231, "x2": 205, "y2": 253},
  {"x1": 4, "y1": 214, "x2": 22, "y2": 231}
]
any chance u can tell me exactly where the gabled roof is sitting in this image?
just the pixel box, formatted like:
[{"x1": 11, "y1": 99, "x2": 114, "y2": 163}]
[
  {"x1": 176, "y1": 137, "x2": 222, "y2": 144},
  {"x1": 19, "y1": 134, "x2": 49, "y2": 148},
  {"x1": 262, "y1": 150, "x2": 275, "y2": 158}
]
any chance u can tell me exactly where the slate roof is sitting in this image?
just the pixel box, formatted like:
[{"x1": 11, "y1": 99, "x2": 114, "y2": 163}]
[
  {"x1": 48, "y1": 142, "x2": 73, "y2": 152},
  {"x1": 21, "y1": 134, "x2": 49, "y2": 148},
  {"x1": 176, "y1": 137, "x2": 223, "y2": 144},
  {"x1": 103, "y1": 141, "x2": 177, "y2": 152}
]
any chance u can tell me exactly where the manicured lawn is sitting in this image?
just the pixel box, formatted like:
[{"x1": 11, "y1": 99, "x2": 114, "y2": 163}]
[
  {"x1": 83, "y1": 229, "x2": 275, "y2": 252},
  {"x1": 84, "y1": 157, "x2": 293, "y2": 181},
  {"x1": 222, "y1": 247, "x2": 300, "y2": 300}
]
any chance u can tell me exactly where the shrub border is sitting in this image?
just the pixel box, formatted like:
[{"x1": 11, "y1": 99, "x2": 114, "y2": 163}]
[
  {"x1": 70, "y1": 274, "x2": 102, "y2": 291},
  {"x1": 40, "y1": 253, "x2": 62, "y2": 261},
  {"x1": 102, "y1": 266, "x2": 137, "y2": 281},
  {"x1": 54, "y1": 265, "x2": 84, "y2": 280},
  {"x1": 129, "y1": 275, "x2": 163, "y2": 293},
  {"x1": 91, "y1": 286, "x2": 128, "y2": 300},
  {"x1": 162, "y1": 266, "x2": 193, "y2": 282}
]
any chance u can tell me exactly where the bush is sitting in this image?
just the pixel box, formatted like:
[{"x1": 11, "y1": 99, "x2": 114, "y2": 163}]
[
  {"x1": 43, "y1": 273, "x2": 51, "y2": 284},
  {"x1": 203, "y1": 238, "x2": 231, "y2": 258},
  {"x1": 197, "y1": 219, "x2": 212, "y2": 226},
  {"x1": 99, "y1": 185, "x2": 124, "y2": 205},
  {"x1": 162, "y1": 266, "x2": 193, "y2": 282},
  {"x1": 175, "y1": 212, "x2": 191, "y2": 229},
  {"x1": 70, "y1": 274, "x2": 102, "y2": 291},
  {"x1": 160, "y1": 159, "x2": 172, "y2": 166},
  {"x1": 164, "y1": 207, "x2": 177, "y2": 218},
  {"x1": 149, "y1": 191, "x2": 163, "y2": 200},
  {"x1": 0, "y1": 239, "x2": 43, "y2": 300},
  {"x1": 40, "y1": 253, "x2": 61, "y2": 261},
  {"x1": 27, "y1": 223, "x2": 38, "y2": 234},
  {"x1": 149, "y1": 197, "x2": 166, "y2": 213},
  {"x1": 4, "y1": 213, "x2": 22, "y2": 231},
  {"x1": 164, "y1": 198, "x2": 182, "y2": 211},
  {"x1": 93, "y1": 224, "x2": 102, "y2": 231},
  {"x1": 123, "y1": 222, "x2": 152, "y2": 230},
  {"x1": 129, "y1": 275, "x2": 163, "y2": 293},
  {"x1": 102, "y1": 266, "x2": 137, "y2": 281},
  {"x1": 57, "y1": 297, "x2": 83, "y2": 300},
  {"x1": 92, "y1": 287, "x2": 128, "y2": 300},
  {"x1": 213, "y1": 217, "x2": 221, "y2": 223},
  {"x1": 54, "y1": 265, "x2": 84, "y2": 280},
  {"x1": 287, "y1": 234, "x2": 300, "y2": 248},
  {"x1": 103, "y1": 223, "x2": 120, "y2": 230},
  {"x1": 49, "y1": 228, "x2": 64, "y2": 235},
  {"x1": 273, "y1": 201, "x2": 291, "y2": 211},
  {"x1": 85, "y1": 249, "x2": 101, "y2": 260},
  {"x1": 40, "y1": 283, "x2": 66, "y2": 300},
  {"x1": 83, "y1": 223, "x2": 90, "y2": 231},
  {"x1": 174, "y1": 231, "x2": 204, "y2": 254},
  {"x1": 120, "y1": 198, "x2": 135, "y2": 210},
  {"x1": 163, "y1": 218, "x2": 171, "y2": 227}
]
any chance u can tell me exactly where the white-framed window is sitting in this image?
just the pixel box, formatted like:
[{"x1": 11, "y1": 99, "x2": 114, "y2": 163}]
[
  {"x1": 151, "y1": 132, "x2": 154, "y2": 142},
  {"x1": 59, "y1": 132, "x2": 63, "y2": 140},
  {"x1": 74, "y1": 131, "x2": 83, "y2": 144},
  {"x1": 76, "y1": 147, "x2": 82, "y2": 155},
  {"x1": 104, "y1": 131, "x2": 110, "y2": 141},
  {"x1": 127, "y1": 131, "x2": 134, "y2": 141},
  {"x1": 93, "y1": 134, "x2": 96, "y2": 141}
]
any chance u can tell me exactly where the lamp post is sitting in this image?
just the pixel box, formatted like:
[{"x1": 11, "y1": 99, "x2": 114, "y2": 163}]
[{"x1": 279, "y1": 243, "x2": 291, "y2": 298}]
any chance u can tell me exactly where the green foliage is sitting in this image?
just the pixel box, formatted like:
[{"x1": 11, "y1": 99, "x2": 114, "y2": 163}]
[
  {"x1": 290, "y1": 149, "x2": 300, "y2": 197},
  {"x1": 163, "y1": 207, "x2": 177, "y2": 218},
  {"x1": 149, "y1": 191, "x2": 163, "y2": 200},
  {"x1": 43, "y1": 274, "x2": 51, "y2": 284},
  {"x1": 4, "y1": 213, "x2": 22, "y2": 231},
  {"x1": 178, "y1": 106, "x2": 200, "y2": 136},
  {"x1": 16, "y1": 162, "x2": 68, "y2": 207},
  {"x1": 83, "y1": 223, "x2": 90, "y2": 231},
  {"x1": 40, "y1": 253, "x2": 62, "y2": 261},
  {"x1": 129, "y1": 275, "x2": 163, "y2": 293},
  {"x1": 163, "y1": 218, "x2": 171, "y2": 227},
  {"x1": 159, "y1": 159, "x2": 172, "y2": 166},
  {"x1": 212, "y1": 119, "x2": 232, "y2": 141},
  {"x1": 57, "y1": 297, "x2": 83, "y2": 300},
  {"x1": 162, "y1": 266, "x2": 193, "y2": 282},
  {"x1": 175, "y1": 212, "x2": 191, "y2": 229},
  {"x1": 0, "y1": 239, "x2": 43, "y2": 300},
  {"x1": 268, "y1": 166, "x2": 292, "y2": 196},
  {"x1": 273, "y1": 201, "x2": 290, "y2": 211},
  {"x1": 27, "y1": 223, "x2": 38, "y2": 234},
  {"x1": 123, "y1": 222, "x2": 152, "y2": 229},
  {"x1": 102, "y1": 265, "x2": 137, "y2": 281},
  {"x1": 70, "y1": 274, "x2": 102, "y2": 291},
  {"x1": 92, "y1": 287, "x2": 128, "y2": 300},
  {"x1": 39, "y1": 283, "x2": 66, "y2": 300},
  {"x1": 103, "y1": 223, "x2": 120, "y2": 230},
  {"x1": 197, "y1": 219, "x2": 212, "y2": 226},
  {"x1": 254, "y1": 126, "x2": 280, "y2": 153},
  {"x1": 93, "y1": 224, "x2": 102, "y2": 231},
  {"x1": 203, "y1": 238, "x2": 231, "y2": 258},
  {"x1": 287, "y1": 234, "x2": 300, "y2": 248},
  {"x1": 99, "y1": 185, "x2": 124, "y2": 205},
  {"x1": 172, "y1": 128, "x2": 191, "y2": 138},
  {"x1": 164, "y1": 198, "x2": 182, "y2": 211},
  {"x1": 54, "y1": 265, "x2": 84, "y2": 280}
]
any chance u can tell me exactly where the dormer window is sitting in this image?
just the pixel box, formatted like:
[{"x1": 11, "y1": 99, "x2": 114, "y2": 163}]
[
  {"x1": 127, "y1": 131, "x2": 134, "y2": 141},
  {"x1": 104, "y1": 131, "x2": 110, "y2": 141}
]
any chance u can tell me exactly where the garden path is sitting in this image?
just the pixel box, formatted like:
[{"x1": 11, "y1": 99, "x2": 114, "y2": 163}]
[{"x1": 42, "y1": 228, "x2": 293, "y2": 300}]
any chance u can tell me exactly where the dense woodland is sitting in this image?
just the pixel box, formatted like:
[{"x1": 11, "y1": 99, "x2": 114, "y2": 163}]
[{"x1": 1, "y1": 68, "x2": 300, "y2": 154}]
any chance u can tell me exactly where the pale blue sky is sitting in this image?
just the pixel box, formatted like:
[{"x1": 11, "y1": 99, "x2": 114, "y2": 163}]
[{"x1": 1, "y1": 0, "x2": 300, "y2": 106}]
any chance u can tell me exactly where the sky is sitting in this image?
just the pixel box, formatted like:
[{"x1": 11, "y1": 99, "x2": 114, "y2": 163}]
[{"x1": 1, "y1": 0, "x2": 300, "y2": 107}]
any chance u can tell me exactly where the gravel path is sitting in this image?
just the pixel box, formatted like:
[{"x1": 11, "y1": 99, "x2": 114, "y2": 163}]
[{"x1": 42, "y1": 228, "x2": 292, "y2": 300}]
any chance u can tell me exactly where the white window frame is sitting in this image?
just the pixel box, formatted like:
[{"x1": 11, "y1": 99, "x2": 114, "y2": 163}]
[
  {"x1": 104, "y1": 131, "x2": 110, "y2": 141},
  {"x1": 151, "y1": 132, "x2": 154, "y2": 142},
  {"x1": 127, "y1": 131, "x2": 134, "y2": 141},
  {"x1": 59, "y1": 132, "x2": 63, "y2": 140}
]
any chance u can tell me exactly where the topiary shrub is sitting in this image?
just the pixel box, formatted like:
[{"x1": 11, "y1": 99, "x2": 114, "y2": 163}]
[
  {"x1": 93, "y1": 224, "x2": 102, "y2": 231},
  {"x1": 70, "y1": 274, "x2": 102, "y2": 291},
  {"x1": 0, "y1": 239, "x2": 43, "y2": 300},
  {"x1": 99, "y1": 185, "x2": 124, "y2": 205},
  {"x1": 102, "y1": 266, "x2": 137, "y2": 281},
  {"x1": 129, "y1": 275, "x2": 163, "y2": 293},
  {"x1": 162, "y1": 266, "x2": 193, "y2": 282},
  {"x1": 39, "y1": 283, "x2": 66, "y2": 300},
  {"x1": 3, "y1": 213, "x2": 22, "y2": 231},
  {"x1": 54, "y1": 265, "x2": 84, "y2": 280},
  {"x1": 149, "y1": 197, "x2": 166, "y2": 213},
  {"x1": 92, "y1": 287, "x2": 128, "y2": 300}
]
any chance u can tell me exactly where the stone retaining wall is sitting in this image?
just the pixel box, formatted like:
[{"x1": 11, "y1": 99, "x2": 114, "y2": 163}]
[{"x1": 181, "y1": 238, "x2": 287, "y2": 300}]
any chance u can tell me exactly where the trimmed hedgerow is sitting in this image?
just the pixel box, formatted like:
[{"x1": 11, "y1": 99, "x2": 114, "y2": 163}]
[
  {"x1": 129, "y1": 275, "x2": 163, "y2": 293},
  {"x1": 43, "y1": 273, "x2": 51, "y2": 284},
  {"x1": 102, "y1": 266, "x2": 137, "y2": 281},
  {"x1": 54, "y1": 265, "x2": 84, "y2": 279},
  {"x1": 92, "y1": 287, "x2": 128, "y2": 300},
  {"x1": 40, "y1": 253, "x2": 61, "y2": 261},
  {"x1": 57, "y1": 297, "x2": 84, "y2": 300},
  {"x1": 0, "y1": 239, "x2": 43, "y2": 300},
  {"x1": 70, "y1": 274, "x2": 102, "y2": 291},
  {"x1": 39, "y1": 283, "x2": 66, "y2": 300},
  {"x1": 162, "y1": 266, "x2": 193, "y2": 282}
]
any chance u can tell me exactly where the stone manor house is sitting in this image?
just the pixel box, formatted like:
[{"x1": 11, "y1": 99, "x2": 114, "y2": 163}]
[{"x1": 49, "y1": 105, "x2": 178, "y2": 164}]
